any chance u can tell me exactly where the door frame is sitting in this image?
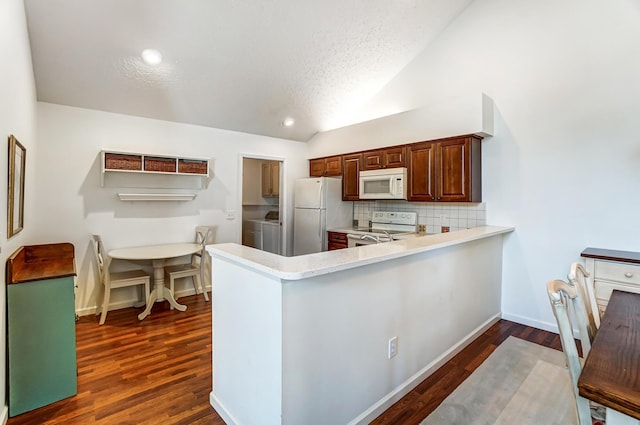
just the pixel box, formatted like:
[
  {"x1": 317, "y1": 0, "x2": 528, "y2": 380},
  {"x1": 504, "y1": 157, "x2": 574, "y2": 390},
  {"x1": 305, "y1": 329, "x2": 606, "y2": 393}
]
[{"x1": 238, "y1": 153, "x2": 287, "y2": 256}]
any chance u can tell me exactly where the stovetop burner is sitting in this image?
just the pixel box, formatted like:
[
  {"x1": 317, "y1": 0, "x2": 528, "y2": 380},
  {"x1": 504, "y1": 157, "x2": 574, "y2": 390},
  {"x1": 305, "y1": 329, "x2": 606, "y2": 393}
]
[
  {"x1": 353, "y1": 227, "x2": 409, "y2": 235},
  {"x1": 349, "y1": 211, "x2": 418, "y2": 237}
]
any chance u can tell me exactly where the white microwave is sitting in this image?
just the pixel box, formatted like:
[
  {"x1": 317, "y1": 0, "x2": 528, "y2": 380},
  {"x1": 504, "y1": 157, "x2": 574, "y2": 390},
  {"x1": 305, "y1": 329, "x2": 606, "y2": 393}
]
[{"x1": 359, "y1": 168, "x2": 407, "y2": 200}]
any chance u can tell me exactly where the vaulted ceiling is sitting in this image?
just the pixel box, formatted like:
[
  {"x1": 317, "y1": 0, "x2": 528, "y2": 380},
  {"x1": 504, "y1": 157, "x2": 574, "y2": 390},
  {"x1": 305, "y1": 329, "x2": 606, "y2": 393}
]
[{"x1": 23, "y1": 0, "x2": 473, "y2": 141}]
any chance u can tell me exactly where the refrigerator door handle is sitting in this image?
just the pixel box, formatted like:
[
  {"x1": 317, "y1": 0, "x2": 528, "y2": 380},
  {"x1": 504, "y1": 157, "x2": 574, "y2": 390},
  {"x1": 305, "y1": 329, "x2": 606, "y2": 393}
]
[
  {"x1": 318, "y1": 212, "x2": 322, "y2": 239},
  {"x1": 316, "y1": 180, "x2": 324, "y2": 208}
]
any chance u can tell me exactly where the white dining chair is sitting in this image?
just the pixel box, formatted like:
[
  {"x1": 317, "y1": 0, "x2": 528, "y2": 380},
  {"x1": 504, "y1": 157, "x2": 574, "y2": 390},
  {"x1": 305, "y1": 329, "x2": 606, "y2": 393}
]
[
  {"x1": 547, "y1": 279, "x2": 606, "y2": 425},
  {"x1": 164, "y1": 227, "x2": 211, "y2": 308},
  {"x1": 91, "y1": 235, "x2": 151, "y2": 325},
  {"x1": 196, "y1": 225, "x2": 216, "y2": 292},
  {"x1": 567, "y1": 262, "x2": 601, "y2": 339}
]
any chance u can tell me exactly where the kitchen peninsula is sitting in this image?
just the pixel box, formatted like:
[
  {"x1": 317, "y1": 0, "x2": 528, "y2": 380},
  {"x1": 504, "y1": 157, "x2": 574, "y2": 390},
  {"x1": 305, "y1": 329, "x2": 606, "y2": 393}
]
[{"x1": 207, "y1": 226, "x2": 513, "y2": 425}]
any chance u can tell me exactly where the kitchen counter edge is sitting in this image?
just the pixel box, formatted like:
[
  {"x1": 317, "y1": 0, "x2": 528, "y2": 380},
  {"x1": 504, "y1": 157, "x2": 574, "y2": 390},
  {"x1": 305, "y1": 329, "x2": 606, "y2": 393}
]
[{"x1": 206, "y1": 225, "x2": 514, "y2": 281}]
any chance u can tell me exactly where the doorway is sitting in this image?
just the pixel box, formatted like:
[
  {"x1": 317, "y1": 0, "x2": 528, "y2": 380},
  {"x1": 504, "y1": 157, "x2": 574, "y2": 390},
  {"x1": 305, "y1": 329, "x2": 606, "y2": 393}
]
[{"x1": 239, "y1": 155, "x2": 284, "y2": 255}]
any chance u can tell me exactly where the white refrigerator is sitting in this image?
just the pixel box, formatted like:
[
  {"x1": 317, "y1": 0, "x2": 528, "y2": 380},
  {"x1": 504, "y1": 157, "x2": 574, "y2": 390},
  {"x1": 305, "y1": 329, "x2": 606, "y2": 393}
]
[{"x1": 293, "y1": 177, "x2": 352, "y2": 256}]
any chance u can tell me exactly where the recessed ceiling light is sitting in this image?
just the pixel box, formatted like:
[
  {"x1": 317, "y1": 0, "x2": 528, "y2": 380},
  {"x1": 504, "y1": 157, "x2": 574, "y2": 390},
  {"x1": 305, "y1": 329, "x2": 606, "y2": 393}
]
[
  {"x1": 282, "y1": 117, "x2": 295, "y2": 127},
  {"x1": 141, "y1": 49, "x2": 163, "y2": 66}
]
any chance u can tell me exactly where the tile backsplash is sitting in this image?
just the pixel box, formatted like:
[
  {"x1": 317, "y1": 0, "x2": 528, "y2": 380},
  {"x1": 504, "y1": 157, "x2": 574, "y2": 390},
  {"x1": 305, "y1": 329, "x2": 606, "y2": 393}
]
[{"x1": 353, "y1": 201, "x2": 487, "y2": 234}]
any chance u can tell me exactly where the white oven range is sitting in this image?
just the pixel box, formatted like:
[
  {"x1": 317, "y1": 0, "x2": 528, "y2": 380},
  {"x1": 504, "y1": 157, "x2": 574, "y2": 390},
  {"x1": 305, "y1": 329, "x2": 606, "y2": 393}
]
[{"x1": 346, "y1": 211, "x2": 417, "y2": 248}]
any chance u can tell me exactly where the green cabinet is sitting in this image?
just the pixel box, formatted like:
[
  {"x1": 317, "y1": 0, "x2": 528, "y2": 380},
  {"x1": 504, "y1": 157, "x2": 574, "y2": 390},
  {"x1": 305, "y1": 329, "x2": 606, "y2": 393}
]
[{"x1": 6, "y1": 243, "x2": 77, "y2": 417}]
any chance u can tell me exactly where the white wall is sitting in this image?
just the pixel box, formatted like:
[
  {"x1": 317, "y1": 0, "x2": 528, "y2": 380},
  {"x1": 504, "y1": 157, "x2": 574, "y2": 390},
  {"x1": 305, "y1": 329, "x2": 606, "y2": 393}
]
[
  {"x1": 308, "y1": 0, "x2": 640, "y2": 331},
  {"x1": 34, "y1": 103, "x2": 308, "y2": 314},
  {"x1": 0, "y1": 0, "x2": 38, "y2": 421}
]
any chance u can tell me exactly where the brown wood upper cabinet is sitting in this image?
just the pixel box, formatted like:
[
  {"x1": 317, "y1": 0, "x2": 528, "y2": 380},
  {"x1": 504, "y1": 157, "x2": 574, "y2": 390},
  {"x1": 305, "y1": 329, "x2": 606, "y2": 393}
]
[
  {"x1": 309, "y1": 155, "x2": 342, "y2": 177},
  {"x1": 407, "y1": 135, "x2": 482, "y2": 202},
  {"x1": 261, "y1": 161, "x2": 280, "y2": 197},
  {"x1": 342, "y1": 154, "x2": 362, "y2": 201},
  {"x1": 362, "y1": 146, "x2": 406, "y2": 170}
]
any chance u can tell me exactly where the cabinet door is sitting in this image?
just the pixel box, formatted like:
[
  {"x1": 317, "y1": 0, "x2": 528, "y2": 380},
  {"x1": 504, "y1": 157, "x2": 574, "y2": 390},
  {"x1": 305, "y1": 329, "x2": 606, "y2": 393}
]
[
  {"x1": 262, "y1": 222, "x2": 281, "y2": 254},
  {"x1": 309, "y1": 158, "x2": 325, "y2": 177},
  {"x1": 8, "y1": 277, "x2": 77, "y2": 416},
  {"x1": 362, "y1": 147, "x2": 406, "y2": 170},
  {"x1": 324, "y1": 155, "x2": 343, "y2": 176},
  {"x1": 328, "y1": 231, "x2": 347, "y2": 250},
  {"x1": 261, "y1": 163, "x2": 272, "y2": 196},
  {"x1": 270, "y1": 162, "x2": 280, "y2": 196},
  {"x1": 362, "y1": 150, "x2": 384, "y2": 170},
  {"x1": 254, "y1": 222, "x2": 263, "y2": 250},
  {"x1": 407, "y1": 142, "x2": 436, "y2": 201},
  {"x1": 436, "y1": 137, "x2": 480, "y2": 202},
  {"x1": 342, "y1": 154, "x2": 361, "y2": 201},
  {"x1": 383, "y1": 146, "x2": 406, "y2": 168},
  {"x1": 436, "y1": 138, "x2": 468, "y2": 202}
]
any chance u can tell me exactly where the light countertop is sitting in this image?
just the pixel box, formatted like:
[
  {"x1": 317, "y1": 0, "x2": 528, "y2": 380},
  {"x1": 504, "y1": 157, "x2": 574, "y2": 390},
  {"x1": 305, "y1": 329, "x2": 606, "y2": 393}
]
[
  {"x1": 207, "y1": 225, "x2": 514, "y2": 280},
  {"x1": 245, "y1": 219, "x2": 280, "y2": 224}
]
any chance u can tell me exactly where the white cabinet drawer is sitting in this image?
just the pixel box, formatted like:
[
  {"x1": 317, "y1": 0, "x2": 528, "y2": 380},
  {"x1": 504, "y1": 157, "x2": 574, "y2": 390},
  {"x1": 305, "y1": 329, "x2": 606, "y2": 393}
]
[
  {"x1": 594, "y1": 280, "x2": 640, "y2": 304},
  {"x1": 594, "y1": 261, "x2": 640, "y2": 285}
]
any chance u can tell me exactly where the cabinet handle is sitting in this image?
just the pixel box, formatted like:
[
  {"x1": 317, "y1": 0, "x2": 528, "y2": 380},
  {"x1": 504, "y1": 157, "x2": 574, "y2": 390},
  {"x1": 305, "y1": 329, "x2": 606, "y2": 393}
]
[
  {"x1": 437, "y1": 197, "x2": 441, "y2": 200},
  {"x1": 625, "y1": 272, "x2": 633, "y2": 278}
]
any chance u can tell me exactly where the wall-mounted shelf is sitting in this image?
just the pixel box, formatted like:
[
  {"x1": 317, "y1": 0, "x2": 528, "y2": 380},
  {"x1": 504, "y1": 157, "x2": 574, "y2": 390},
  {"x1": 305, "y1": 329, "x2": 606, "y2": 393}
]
[
  {"x1": 100, "y1": 150, "x2": 210, "y2": 187},
  {"x1": 117, "y1": 193, "x2": 197, "y2": 201}
]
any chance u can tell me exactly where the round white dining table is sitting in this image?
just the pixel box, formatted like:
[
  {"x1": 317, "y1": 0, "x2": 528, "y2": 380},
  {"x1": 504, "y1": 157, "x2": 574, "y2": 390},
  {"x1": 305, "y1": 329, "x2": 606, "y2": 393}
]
[{"x1": 109, "y1": 242, "x2": 202, "y2": 320}]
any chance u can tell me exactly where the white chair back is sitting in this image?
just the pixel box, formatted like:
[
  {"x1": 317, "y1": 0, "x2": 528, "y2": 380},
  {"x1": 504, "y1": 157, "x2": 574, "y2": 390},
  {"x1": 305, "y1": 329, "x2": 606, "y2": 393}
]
[
  {"x1": 547, "y1": 279, "x2": 593, "y2": 425},
  {"x1": 91, "y1": 234, "x2": 151, "y2": 324},
  {"x1": 91, "y1": 234, "x2": 110, "y2": 285},
  {"x1": 196, "y1": 225, "x2": 216, "y2": 288},
  {"x1": 568, "y1": 262, "x2": 601, "y2": 336}
]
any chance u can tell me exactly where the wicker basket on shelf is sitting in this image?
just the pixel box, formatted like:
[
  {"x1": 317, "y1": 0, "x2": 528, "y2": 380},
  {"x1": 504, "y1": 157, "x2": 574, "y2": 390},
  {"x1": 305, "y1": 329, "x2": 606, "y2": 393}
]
[
  {"x1": 144, "y1": 157, "x2": 176, "y2": 172},
  {"x1": 178, "y1": 159, "x2": 208, "y2": 175},
  {"x1": 104, "y1": 153, "x2": 142, "y2": 171}
]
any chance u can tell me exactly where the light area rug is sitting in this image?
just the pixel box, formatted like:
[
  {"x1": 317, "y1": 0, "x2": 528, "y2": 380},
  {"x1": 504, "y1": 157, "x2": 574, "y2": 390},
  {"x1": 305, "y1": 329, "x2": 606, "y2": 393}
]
[{"x1": 420, "y1": 336, "x2": 577, "y2": 425}]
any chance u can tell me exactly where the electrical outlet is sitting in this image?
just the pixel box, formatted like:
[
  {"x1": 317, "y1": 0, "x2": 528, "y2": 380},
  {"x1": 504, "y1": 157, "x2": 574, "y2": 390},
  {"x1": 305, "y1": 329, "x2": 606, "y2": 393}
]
[
  {"x1": 226, "y1": 210, "x2": 236, "y2": 220},
  {"x1": 388, "y1": 336, "x2": 398, "y2": 359},
  {"x1": 417, "y1": 224, "x2": 426, "y2": 234},
  {"x1": 439, "y1": 214, "x2": 448, "y2": 225}
]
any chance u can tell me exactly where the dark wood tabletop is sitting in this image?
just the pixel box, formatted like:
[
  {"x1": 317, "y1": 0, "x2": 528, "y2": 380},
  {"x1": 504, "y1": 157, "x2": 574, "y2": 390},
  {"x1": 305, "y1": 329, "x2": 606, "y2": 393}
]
[{"x1": 578, "y1": 290, "x2": 640, "y2": 419}]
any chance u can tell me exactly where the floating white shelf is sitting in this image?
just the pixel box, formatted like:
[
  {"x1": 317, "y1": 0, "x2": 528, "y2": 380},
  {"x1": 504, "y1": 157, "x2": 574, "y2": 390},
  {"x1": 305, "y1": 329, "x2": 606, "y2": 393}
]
[
  {"x1": 100, "y1": 150, "x2": 210, "y2": 187},
  {"x1": 117, "y1": 193, "x2": 197, "y2": 201}
]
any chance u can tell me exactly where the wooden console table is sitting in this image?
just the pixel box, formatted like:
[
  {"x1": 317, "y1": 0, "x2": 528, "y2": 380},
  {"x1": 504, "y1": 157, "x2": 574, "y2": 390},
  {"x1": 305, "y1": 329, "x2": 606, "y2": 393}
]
[{"x1": 6, "y1": 243, "x2": 77, "y2": 417}]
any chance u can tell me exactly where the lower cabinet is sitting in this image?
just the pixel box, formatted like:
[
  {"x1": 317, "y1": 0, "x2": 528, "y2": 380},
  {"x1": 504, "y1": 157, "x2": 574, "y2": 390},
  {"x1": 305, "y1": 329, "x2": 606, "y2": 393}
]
[
  {"x1": 243, "y1": 220, "x2": 262, "y2": 249},
  {"x1": 581, "y1": 248, "x2": 640, "y2": 314},
  {"x1": 6, "y1": 243, "x2": 78, "y2": 417},
  {"x1": 243, "y1": 220, "x2": 281, "y2": 254},
  {"x1": 328, "y1": 231, "x2": 348, "y2": 250},
  {"x1": 262, "y1": 221, "x2": 281, "y2": 254}
]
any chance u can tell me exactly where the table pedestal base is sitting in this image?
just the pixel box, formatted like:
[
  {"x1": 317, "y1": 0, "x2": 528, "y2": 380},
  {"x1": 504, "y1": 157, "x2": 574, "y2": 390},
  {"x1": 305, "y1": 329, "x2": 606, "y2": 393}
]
[{"x1": 137, "y1": 258, "x2": 187, "y2": 320}]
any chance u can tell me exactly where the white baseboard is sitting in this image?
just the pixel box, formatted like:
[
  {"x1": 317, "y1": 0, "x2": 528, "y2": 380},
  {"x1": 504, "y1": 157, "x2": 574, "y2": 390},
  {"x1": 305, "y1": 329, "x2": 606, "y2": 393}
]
[
  {"x1": 210, "y1": 391, "x2": 238, "y2": 425},
  {"x1": 501, "y1": 312, "x2": 559, "y2": 334},
  {"x1": 75, "y1": 285, "x2": 211, "y2": 317},
  {"x1": 348, "y1": 313, "x2": 501, "y2": 425},
  {"x1": 1, "y1": 405, "x2": 8, "y2": 425}
]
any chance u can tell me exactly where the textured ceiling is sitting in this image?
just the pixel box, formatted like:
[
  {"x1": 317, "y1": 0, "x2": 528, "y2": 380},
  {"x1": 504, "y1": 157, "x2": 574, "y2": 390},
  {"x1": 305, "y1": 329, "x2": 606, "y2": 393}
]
[{"x1": 23, "y1": 0, "x2": 473, "y2": 141}]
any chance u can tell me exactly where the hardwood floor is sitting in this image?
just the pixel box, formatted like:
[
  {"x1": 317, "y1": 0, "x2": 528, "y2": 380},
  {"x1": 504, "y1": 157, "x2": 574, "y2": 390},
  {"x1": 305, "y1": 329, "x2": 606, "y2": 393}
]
[
  {"x1": 370, "y1": 320, "x2": 563, "y2": 425},
  {"x1": 7, "y1": 295, "x2": 223, "y2": 425},
  {"x1": 7, "y1": 298, "x2": 561, "y2": 425}
]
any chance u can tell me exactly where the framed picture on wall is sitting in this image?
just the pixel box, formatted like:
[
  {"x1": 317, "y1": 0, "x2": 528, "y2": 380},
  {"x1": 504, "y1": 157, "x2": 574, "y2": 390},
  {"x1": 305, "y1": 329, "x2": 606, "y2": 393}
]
[{"x1": 8, "y1": 134, "x2": 25, "y2": 238}]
